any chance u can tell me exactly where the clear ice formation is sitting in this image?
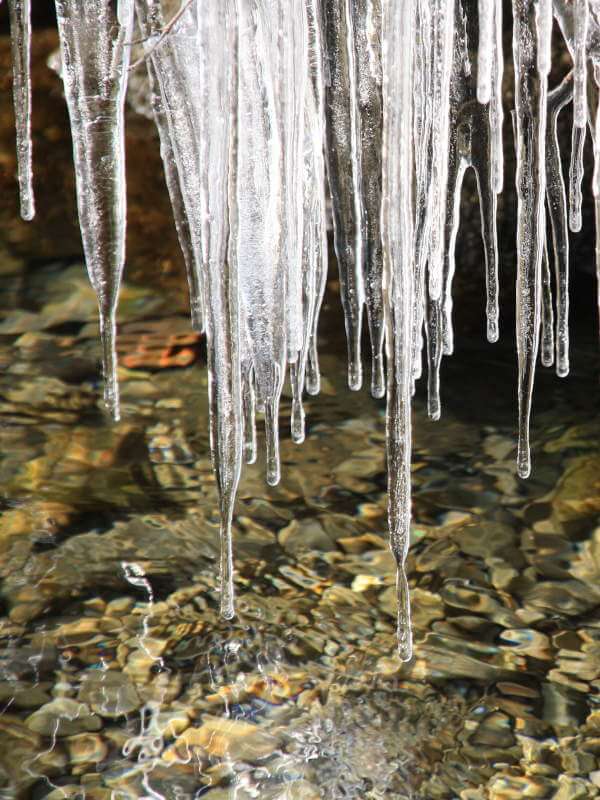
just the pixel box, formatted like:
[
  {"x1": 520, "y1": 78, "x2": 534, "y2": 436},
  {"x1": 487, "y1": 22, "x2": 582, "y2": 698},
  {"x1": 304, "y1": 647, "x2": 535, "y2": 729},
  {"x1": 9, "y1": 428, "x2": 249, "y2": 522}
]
[
  {"x1": 7, "y1": 0, "x2": 600, "y2": 658},
  {"x1": 54, "y1": 0, "x2": 135, "y2": 422}
]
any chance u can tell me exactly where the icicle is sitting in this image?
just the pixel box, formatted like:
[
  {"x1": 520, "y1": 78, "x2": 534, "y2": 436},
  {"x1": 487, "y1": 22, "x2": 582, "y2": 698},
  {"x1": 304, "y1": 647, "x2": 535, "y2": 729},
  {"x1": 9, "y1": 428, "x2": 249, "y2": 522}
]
[
  {"x1": 353, "y1": 0, "x2": 386, "y2": 398},
  {"x1": 569, "y1": 124, "x2": 586, "y2": 234},
  {"x1": 54, "y1": 0, "x2": 135, "y2": 422},
  {"x1": 428, "y1": 0, "x2": 455, "y2": 302},
  {"x1": 145, "y1": 62, "x2": 202, "y2": 330},
  {"x1": 572, "y1": 0, "x2": 589, "y2": 129},
  {"x1": 236, "y1": 0, "x2": 287, "y2": 486},
  {"x1": 7, "y1": 0, "x2": 34, "y2": 221},
  {"x1": 477, "y1": 0, "x2": 494, "y2": 104},
  {"x1": 540, "y1": 242, "x2": 554, "y2": 367},
  {"x1": 442, "y1": 1, "x2": 499, "y2": 355},
  {"x1": 242, "y1": 366, "x2": 257, "y2": 465},
  {"x1": 512, "y1": 0, "x2": 550, "y2": 479},
  {"x1": 323, "y1": 0, "x2": 365, "y2": 391},
  {"x1": 197, "y1": 0, "x2": 242, "y2": 620},
  {"x1": 134, "y1": 0, "x2": 206, "y2": 332},
  {"x1": 382, "y1": 0, "x2": 415, "y2": 661},
  {"x1": 546, "y1": 72, "x2": 573, "y2": 378},
  {"x1": 425, "y1": 290, "x2": 442, "y2": 421},
  {"x1": 411, "y1": 0, "x2": 433, "y2": 380},
  {"x1": 280, "y1": 0, "x2": 307, "y2": 366},
  {"x1": 490, "y1": 0, "x2": 504, "y2": 195}
]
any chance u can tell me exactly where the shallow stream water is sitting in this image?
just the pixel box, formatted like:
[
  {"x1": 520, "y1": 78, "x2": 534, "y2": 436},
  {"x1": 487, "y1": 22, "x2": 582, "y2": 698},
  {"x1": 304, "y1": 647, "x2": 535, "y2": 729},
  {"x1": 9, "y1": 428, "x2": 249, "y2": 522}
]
[{"x1": 1, "y1": 254, "x2": 600, "y2": 799}]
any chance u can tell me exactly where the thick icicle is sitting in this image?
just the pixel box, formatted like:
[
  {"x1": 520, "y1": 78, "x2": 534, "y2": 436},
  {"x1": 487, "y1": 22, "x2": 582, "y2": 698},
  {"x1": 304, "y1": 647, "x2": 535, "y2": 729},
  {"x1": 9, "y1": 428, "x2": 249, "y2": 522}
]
[
  {"x1": 197, "y1": 0, "x2": 242, "y2": 619},
  {"x1": 546, "y1": 72, "x2": 573, "y2": 377},
  {"x1": 323, "y1": 0, "x2": 365, "y2": 391},
  {"x1": 512, "y1": 0, "x2": 550, "y2": 479},
  {"x1": 353, "y1": 0, "x2": 386, "y2": 398},
  {"x1": 7, "y1": 0, "x2": 34, "y2": 221},
  {"x1": 382, "y1": 0, "x2": 415, "y2": 661},
  {"x1": 54, "y1": 0, "x2": 135, "y2": 421}
]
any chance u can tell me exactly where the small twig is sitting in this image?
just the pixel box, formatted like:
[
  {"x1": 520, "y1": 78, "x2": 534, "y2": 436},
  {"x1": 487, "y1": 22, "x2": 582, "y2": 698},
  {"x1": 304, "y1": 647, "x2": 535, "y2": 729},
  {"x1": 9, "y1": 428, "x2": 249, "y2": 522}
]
[{"x1": 129, "y1": 0, "x2": 196, "y2": 71}]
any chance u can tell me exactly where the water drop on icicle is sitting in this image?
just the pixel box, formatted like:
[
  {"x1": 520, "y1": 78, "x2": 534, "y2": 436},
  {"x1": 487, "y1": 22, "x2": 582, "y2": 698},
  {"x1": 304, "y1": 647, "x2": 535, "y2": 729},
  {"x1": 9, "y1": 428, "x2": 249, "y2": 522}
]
[
  {"x1": 54, "y1": 0, "x2": 135, "y2": 422},
  {"x1": 7, "y1": 0, "x2": 34, "y2": 221},
  {"x1": 546, "y1": 71, "x2": 572, "y2": 378},
  {"x1": 512, "y1": 0, "x2": 550, "y2": 479},
  {"x1": 323, "y1": 0, "x2": 365, "y2": 391}
]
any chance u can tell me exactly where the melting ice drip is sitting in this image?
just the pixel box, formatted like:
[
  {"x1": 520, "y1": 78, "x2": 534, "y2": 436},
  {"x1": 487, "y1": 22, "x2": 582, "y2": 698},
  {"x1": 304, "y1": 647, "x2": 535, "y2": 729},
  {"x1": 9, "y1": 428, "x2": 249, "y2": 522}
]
[{"x1": 5, "y1": 0, "x2": 600, "y2": 660}]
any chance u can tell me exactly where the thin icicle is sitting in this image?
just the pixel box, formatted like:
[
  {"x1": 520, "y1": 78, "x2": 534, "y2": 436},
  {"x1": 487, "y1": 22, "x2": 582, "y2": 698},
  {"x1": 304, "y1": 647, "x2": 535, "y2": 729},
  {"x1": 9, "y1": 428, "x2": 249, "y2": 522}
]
[
  {"x1": 382, "y1": 0, "x2": 415, "y2": 661},
  {"x1": 303, "y1": 0, "x2": 328, "y2": 404},
  {"x1": 428, "y1": 0, "x2": 456, "y2": 302},
  {"x1": 512, "y1": 0, "x2": 550, "y2": 479},
  {"x1": 135, "y1": 0, "x2": 206, "y2": 333},
  {"x1": 323, "y1": 0, "x2": 365, "y2": 391},
  {"x1": 145, "y1": 61, "x2": 201, "y2": 329},
  {"x1": 54, "y1": 0, "x2": 135, "y2": 422},
  {"x1": 353, "y1": 0, "x2": 386, "y2": 398},
  {"x1": 7, "y1": 0, "x2": 34, "y2": 221},
  {"x1": 490, "y1": 0, "x2": 504, "y2": 195},
  {"x1": 546, "y1": 72, "x2": 572, "y2": 377},
  {"x1": 425, "y1": 289, "x2": 442, "y2": 421},
  {"x1": 242, "y1": 367, "x2": 257, "y2": 465},
  {"x1": 280, "y1": 0, "x2": 308, "y2": 365},
  {"x1": 540, "y1": 242, "x2": 554, "y2": 367}
]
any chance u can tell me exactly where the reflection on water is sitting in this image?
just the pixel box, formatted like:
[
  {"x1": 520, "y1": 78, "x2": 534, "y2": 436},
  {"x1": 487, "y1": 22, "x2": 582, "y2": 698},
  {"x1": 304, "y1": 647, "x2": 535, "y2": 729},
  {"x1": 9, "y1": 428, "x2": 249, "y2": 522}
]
[{"x1": 1, "y1": 259, "x2": 600, "y2": 798}]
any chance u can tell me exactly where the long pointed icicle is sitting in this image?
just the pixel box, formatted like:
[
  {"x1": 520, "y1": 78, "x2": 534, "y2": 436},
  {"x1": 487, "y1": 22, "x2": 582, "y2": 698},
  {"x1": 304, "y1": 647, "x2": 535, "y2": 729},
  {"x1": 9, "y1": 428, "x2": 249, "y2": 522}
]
[
  {"x1": 512, "y1": 0, "x2": 551, "y2": 479},
  {"x1": 323, "y1": 0, "x2": 365, "y2": 391},
  {"x1": 197, "y1": 0, "x2": 243, "y2": 619},
  {"x1": 7, "y1": 0, "x2": 34, "y2": 221},
  {"x1": 382, "y1": 0, "x2": 415, "y2": 661},
  {"x1": 546, "y1": 72, "x2": 573, "y2": 378},
  {"x1": 304, "y1": 0, "x2": 328, "y2": 401},
  {"x1": 54, "y1": 0, "x2": 135, "y2": 421}
]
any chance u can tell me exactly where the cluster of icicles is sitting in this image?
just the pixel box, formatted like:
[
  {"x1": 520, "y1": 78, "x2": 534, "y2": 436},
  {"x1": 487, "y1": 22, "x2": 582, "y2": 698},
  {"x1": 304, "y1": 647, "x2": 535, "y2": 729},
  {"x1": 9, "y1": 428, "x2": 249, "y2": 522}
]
[{"x1": 3, "y1": 0, "x2": 599, "y2": 660}]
